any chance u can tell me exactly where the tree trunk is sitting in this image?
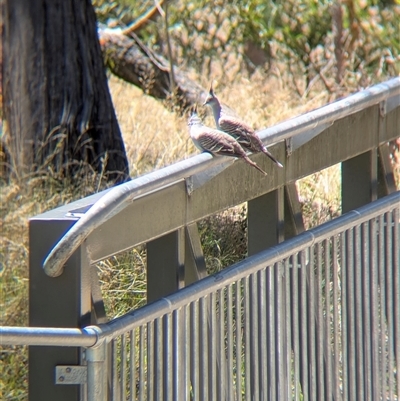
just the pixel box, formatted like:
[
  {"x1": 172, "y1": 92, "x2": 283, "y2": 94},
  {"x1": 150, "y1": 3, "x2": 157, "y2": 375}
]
[{"x1": 3, "y1": 0, "x2": 129, "y2": 182}]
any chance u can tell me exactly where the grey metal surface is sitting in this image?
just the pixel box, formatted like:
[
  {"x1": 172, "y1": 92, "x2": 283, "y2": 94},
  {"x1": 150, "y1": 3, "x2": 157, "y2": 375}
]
[
  {"x1": 42, "y1": 78, "x2": 400, "y2": 277},
  {"x1": 3, "y1": 192, "x2": 399, "y2": 400},
  {"x1": 87, "y1": 191, "x2": 398, "y2": 400},
  {"x1": 342, "y1": 150, "x2": 377, "y2": 213},
  {"x1": 248, "y1": 188, "x2": 285, "y2": 255},
  {"x1": 86, "y1": 339, "x2": 108, "y2": 401},
  {"x1": 0, "y1": 326, "x2": 98, "y2": 347},
  {"x1": 56, "y1": 366, "x2": 87, "y2": 385},
  {"x1": 88, "y1": 191, "x2": 399, "y2": 340},
  {"x1": 146, "y1": 229, "x2": 185, "y2": 303},
  {"x1": 28, "y1": 218, "x2": 93, "y2": 401}
]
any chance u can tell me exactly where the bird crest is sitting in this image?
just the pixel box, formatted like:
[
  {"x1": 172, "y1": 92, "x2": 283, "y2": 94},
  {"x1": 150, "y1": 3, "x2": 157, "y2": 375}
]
[{"x1": 204, "y1": 80, "x2": 218, "y2": 106}]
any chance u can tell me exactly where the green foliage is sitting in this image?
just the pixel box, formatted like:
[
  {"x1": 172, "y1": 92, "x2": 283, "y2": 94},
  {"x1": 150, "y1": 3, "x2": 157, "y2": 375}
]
[
  {"x1": 273, "y1": 0, "x2": 332, "y2": 61},
  {"x1": 94, "y1": 0, "x2": 399, "y2": 90}
]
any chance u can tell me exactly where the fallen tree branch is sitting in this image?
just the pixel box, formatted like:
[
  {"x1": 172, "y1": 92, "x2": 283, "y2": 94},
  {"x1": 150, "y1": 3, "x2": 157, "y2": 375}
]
[{"x1": 99, "y1": 27, "x2": 208, "y2": 111}]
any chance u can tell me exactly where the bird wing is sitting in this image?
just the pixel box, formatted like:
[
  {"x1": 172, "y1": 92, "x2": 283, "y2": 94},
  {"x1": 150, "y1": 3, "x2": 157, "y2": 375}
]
[
  {"x1": 219, "y1": 115, "x2": 254, "y2": 145},
  {"x1": 219, "y1": 115, "x2": 268, "y2": 153},
  {"x1": 197, "y1": 130, "x2": 245, "y2": 158}
]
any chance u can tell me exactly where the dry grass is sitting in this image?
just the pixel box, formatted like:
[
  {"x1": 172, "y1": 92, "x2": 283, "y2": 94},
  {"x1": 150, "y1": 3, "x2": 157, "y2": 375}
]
[{"x1": 1, "y1": 71, "x2": 398, "y2": 400}]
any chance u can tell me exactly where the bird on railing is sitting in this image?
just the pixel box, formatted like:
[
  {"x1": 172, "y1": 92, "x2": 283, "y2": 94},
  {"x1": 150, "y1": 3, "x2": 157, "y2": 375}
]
[
  {"x1": 203, "y1": 83, "x2": 283, "y2": 168},
  {"x1": 188, "y1": 111, "x2": 268, "y2": 176}
]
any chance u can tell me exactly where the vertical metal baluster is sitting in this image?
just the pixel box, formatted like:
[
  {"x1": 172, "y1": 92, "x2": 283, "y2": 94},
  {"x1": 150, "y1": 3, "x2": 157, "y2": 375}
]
[
  {"x1": 284, "y1": 258, "x2": 292, "y2": 400},
  {"x1": 172, "y1": 309, "x2": 178, "y2": 401},
  {"x1": 362, "y1": 222, "x2": 372, "y2": 400},
  {"x1": 121, "y1": 334, "x2": 127, "y2": 401},
  {"x1": 307, "y1": 246, "x2": 316, "y2": 401},
  {"x1": 154, "y1": 318, "x2": 163, "y2": 401},
  {"x1": 191, "y1": 301, "x2": 200, "y2": 401},
  {"x1": 86, "y1": 339, "x2": 108, "y2": 401},
  {"x1": 217, "y1": 288, "x2": 226, "y2": 401},
  {"x1": 139, "y1": 326, "x2": 145, "y2": 401},
  {"x1": 378, "y1": 214, "x2": 387, "y2": 399},
  {"x1": 276, "y1": 262, "x2": 285, "y2": 401},
  {"x1": 200, "y1": 296, "x2": 209, "y2": 401},
  {"x1": 236, "y1": 280, "x2": 243, "y2": 400},
  {"x1": 269, "y1": 265, "x2": 277, "y2": 401},
  {"x1": 250, "y1": 272, "x2": 260, "y2": 401},
  {"x1": 258, "y1": 269, "x2": 267, "y2": 401},
  {"x1": 324, "y1": 238, "x2": 332, "y2": 400},
  {"x1": 147, "y1": 322, "x2": 154, "y2": 401},
  {"x1": 369, "y1": 217, "x2": 380, "y2": 401},
  {"x1": 164, "y1": 314, "x2": 172, "y2": 401},
  {"x1": 244, "y1": 276, "x2": 251, "y2": 401},
  {"x1": 340, "y1": 232, "x2": 348, "y2": 401},
  {"x1": 112, "y1": 338, "x2": 118, "y2": 401},
  {"x1": 332, "y1": 236, "x2": 340, "y2": 401},
  {"x1": 346, "y1": 228, "x2": 356, "y2": 401},
  {"x1": 300, "y1": 250, "x2": 309, "y2": 400},
  {"x1": 354, "y1": 224, "x2": 365, "y2": 400},
  {"x1": 385, "y1": 211, "x2": 394, "y2": 401},
  {"x1": 129, "y1": 329, "x2": 136, "y2": 401},
  {"x1": 227, "y1": 284, "x2": 234, "y2": 401},
  {"x1": 185, "y1": 305, "x2": 190, "y2": 401},
  {"x1": 173, "y1": 308, "x2": 185, "y2": 401},
  {"x1": 393, "y1": 208, "x2": 400, "y2": 398},
  {"x1": 209, "y1": 292, "x2": 217, "y2": 401},
  {"x1": 316, "y1": 243, "x2": 324, "y2": 400},
  {"x1": 292, "y1": 254, "x2": 300, "y2": 401}
]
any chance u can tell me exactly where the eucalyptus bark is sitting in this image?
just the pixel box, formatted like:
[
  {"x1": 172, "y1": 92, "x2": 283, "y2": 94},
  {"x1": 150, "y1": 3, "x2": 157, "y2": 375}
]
[{"x1": 3, "y1": 0, "x2": 129, "y2": 182}]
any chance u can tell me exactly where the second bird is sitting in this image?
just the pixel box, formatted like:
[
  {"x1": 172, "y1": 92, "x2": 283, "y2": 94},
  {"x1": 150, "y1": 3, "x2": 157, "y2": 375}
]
[
  {"x1": 188, "y1": 112, "x2": 268, "y2": 176},
  {"x1": 203, "y1": 83, "x2": 283, "y2": 168}
]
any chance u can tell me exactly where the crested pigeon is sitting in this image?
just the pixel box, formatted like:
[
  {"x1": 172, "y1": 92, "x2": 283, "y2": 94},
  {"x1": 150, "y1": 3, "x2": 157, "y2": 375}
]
[
  {"x1": 203, "y1": 84, "x2": 283, "y2": 168},
  {"x1": 188, "y1": 112, "x2": 268, "y2": 176}
]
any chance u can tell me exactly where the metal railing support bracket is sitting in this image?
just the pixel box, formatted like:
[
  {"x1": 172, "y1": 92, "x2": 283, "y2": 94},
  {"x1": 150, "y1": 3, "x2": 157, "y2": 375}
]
[{"x1": 55, "y1": 366, "x2": 87, "y2": 385}]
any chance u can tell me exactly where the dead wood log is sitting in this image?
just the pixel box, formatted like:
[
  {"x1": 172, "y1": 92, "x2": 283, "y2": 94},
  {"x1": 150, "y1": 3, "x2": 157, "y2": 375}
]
[{"x1": 99, "y1": 28, "x2": 208, "y2": 111}]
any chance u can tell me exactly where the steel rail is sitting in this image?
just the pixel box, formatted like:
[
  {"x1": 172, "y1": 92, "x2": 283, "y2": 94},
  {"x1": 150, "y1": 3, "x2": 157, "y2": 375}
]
[
  {"x1": 43, "y1": 78, "x2": 400, "y2": 277},
  {"x1": 95, "y1": 191, "x2": 400, "y2": 340},
  {"x1": 3, "y1": 191, "x2": 398, "y2": 347},
  {"x1": 0, "y1": 326, "x2": 99, "y2": 347}
]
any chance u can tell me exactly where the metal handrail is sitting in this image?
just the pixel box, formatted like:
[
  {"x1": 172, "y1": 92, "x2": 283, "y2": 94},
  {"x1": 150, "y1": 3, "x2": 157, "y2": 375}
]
[
  {"x1": 96, "y1": 190, "x2": 400, "y2": 340},
  {"x1": 43, "y1": 78, "x2": 400, "y2": 278},
  {"x1": 0, "y1": 326, "x2": 99, "y2": 347},
  {"x1": 2, "y1": 190, "x2": 399, "y2": 346}
]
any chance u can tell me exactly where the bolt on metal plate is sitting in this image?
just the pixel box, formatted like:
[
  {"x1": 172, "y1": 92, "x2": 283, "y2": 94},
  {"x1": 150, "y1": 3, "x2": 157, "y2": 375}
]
[{"x1": 55, "y1": 366, "x2": 87, "y2": 385}]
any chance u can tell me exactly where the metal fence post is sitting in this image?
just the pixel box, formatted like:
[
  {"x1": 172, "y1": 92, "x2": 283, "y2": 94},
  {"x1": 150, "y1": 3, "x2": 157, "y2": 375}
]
[
  {"x1": 29, "y1": 218, "x2": 92, "y2": 401},
  {"x1": 342, "y1": 150, "x2": 378, "y2": 213},
  {"x1": 247, "y1": 187, "x2": 285, "y2": 256},
  {"x1": 86, "y1": 338, "x2": 108, "y2": 401},
  {"x1": 146, "y1": 229, "x2": 185, "y2": 303}
]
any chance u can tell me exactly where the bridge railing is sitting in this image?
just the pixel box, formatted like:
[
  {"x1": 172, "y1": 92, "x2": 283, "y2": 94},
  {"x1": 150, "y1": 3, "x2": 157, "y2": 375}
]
[
  {"x1": 1, "y1": 78, "x2": 399, "y2": 401},
  {"x1": 2, "y1": 190, "x2": 399, "y2": 400}
]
